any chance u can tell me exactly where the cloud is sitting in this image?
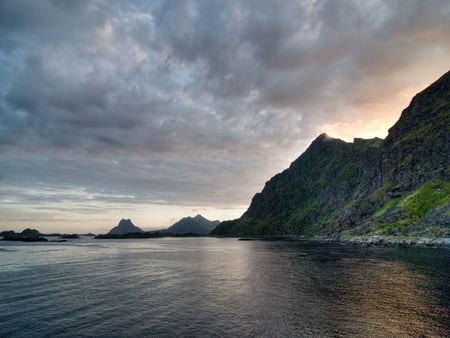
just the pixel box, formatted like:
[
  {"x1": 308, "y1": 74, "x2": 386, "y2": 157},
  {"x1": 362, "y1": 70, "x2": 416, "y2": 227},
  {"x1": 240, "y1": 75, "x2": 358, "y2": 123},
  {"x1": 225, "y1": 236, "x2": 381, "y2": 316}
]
[{"x1": 0, "y1": 0, "x2": 449, "y2": 231}]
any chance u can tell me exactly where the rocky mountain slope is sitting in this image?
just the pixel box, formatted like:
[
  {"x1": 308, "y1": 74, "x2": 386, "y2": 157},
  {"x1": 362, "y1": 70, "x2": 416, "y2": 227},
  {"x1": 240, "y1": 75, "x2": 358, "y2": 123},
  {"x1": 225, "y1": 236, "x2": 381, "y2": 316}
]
[
  {"x1": 168, "y1": 215, "x2": 219, "y2": 235},
  {"x1": 212, "y1": 71, "x2": 450, "y2": 237}
]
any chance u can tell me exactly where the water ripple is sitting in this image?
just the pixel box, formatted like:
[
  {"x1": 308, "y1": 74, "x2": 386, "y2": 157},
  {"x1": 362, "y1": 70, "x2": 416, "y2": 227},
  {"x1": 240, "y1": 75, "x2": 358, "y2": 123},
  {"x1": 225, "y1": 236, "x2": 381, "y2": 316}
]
[{"x1": 0, "y1": 238, "x2": 449, "y2": 337}]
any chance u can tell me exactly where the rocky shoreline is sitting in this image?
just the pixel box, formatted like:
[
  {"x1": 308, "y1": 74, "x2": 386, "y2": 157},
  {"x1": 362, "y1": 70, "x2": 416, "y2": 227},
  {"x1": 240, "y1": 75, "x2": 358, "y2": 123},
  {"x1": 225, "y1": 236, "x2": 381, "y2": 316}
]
[
  {"x1": 236, "y1": 235, "x2": 450, "y2": 248},
  {"x1": 304, "y1": 235, "x2": 450, "y2": 248}
]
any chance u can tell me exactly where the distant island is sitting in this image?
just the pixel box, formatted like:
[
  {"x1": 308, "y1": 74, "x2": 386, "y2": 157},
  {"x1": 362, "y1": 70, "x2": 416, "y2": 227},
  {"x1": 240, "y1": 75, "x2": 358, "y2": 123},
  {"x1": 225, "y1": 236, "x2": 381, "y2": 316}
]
[
  {"x1": 0, "y1": 215, "x2": 220, "y2": 242},
  {"x1": 167, "y1": 215, "x2": 219, "y2": 235},
  {"x1": 95, "y1": 215, "x2": 219, "y2": 239},
  {"x1": 1, "y1": 229, "x2": 48, "y2": 242},
  {"x1": 108, "y1": 219, "x2": 144, "y2": 235},
  {"x1": 212, "y1": 70, "x2": 450, "y2": 240}
]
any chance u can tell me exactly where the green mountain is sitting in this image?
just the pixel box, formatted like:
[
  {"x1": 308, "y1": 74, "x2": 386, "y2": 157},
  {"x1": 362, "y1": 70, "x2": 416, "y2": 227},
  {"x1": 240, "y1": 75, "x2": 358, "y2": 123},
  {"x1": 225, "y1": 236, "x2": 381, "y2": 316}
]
[
  {"x1": 168, "y1": 215, "x2": 220, "y2": 235},
  {"x1": 212, "y1": 71, "x2": 450, "y2": 238}
]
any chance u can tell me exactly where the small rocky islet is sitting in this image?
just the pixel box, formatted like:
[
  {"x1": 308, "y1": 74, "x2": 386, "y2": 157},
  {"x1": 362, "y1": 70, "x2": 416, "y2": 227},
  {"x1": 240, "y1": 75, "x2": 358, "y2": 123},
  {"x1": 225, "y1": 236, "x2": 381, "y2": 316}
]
[{"x1": 1, "y1": 229, "x2": 48, "y2": 242}]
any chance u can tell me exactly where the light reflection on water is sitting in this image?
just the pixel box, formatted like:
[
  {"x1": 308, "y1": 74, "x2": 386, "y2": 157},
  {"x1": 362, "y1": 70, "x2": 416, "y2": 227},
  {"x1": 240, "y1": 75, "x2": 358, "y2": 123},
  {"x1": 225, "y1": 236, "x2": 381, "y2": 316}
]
[
  {"x1": 315, "y1": 258, "x2": 442, "y2": 336},
  {"x1": 0, "y1": 238, "x2": 448, "y2": 337}
]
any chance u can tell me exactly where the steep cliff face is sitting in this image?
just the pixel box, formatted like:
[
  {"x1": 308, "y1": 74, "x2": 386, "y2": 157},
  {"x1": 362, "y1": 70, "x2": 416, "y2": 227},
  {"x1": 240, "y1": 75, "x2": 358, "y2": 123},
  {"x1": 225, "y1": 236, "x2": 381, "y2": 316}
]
[
  {"x1": 212, "y1": 71, "x2": 450, "y2": 237},
  {"x1": 344, "y1": 70, "x2": 450, "y2": 235},
  {"x1": 382, "y1": 71, "x2": 449, "y2": 191}
]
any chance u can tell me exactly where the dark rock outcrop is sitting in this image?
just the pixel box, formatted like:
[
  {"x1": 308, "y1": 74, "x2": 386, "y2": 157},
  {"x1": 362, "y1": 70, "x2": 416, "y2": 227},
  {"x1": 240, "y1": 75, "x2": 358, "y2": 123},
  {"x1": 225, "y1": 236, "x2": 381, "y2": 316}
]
[
  {"x1": 2, "y1": 228, "x2": 48, "y2": 242},
  {"x1": 59, "y1": 234, "x2": 80, "y2": 239},
  {"x1": 212, "y1": 71, "x2": 450, "y2": 237}
]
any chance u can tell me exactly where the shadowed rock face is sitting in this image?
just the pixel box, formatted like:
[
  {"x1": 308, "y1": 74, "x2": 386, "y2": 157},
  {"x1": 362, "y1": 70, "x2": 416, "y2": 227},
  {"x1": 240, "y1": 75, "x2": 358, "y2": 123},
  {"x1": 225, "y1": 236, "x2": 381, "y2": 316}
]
[
  {"x1": 168, "y1": 215, "x2": 220, "y2": 235},
  {"x1": 108, "y1": 219, "x2": 144, "y2": 235},
  {"x1": 380, "y1": 71, "x2": 450, "y2": 190},
  {"x1": 212, "y1": 71, "x2": 450, "y2": 237}
]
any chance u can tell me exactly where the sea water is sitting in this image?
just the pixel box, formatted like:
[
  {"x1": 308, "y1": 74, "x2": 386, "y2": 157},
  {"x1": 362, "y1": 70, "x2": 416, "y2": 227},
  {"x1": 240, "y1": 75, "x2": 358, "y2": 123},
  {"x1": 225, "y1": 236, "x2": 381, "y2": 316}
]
[{"x1": 0, "y1": 238, "x2": 449, "y2": 337}]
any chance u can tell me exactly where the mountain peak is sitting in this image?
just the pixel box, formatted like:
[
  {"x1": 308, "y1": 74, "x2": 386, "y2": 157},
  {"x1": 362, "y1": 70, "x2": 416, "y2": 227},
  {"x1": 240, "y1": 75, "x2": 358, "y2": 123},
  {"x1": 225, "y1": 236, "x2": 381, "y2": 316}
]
[
  {"x1": 108, "y1": 218, "x2": 143, "y2": 235},
  {"x1": 314, "y1": 133, "x2": 334, "y2": 142},
  {"x1": 309, "y1": 133, "x2": 347, "y2": 148},
  {"x1": 168, "y1": 215, "x2": 219, "y2": 235}
]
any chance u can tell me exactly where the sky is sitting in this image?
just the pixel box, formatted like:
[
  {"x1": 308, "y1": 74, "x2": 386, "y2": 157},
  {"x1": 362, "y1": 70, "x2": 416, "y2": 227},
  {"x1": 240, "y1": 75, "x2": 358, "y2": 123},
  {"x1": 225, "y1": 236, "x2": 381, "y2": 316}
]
[{"x1": 0, "y1": 0, "x2": 449, "y2": 233}]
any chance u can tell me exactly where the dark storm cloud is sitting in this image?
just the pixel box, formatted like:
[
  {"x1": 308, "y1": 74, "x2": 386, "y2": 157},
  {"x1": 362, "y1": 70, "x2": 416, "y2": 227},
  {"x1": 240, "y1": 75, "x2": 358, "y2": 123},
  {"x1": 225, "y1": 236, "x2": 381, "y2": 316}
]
[
  {"x1": 0, "y1": 0, "x2": 113, "y2": 51},
  {"x1": 0, "y1": 0, "x2": 449, "y2": 219},
  {"x1": 151, "y1": 0, "x2": 450, "y2": 128}
]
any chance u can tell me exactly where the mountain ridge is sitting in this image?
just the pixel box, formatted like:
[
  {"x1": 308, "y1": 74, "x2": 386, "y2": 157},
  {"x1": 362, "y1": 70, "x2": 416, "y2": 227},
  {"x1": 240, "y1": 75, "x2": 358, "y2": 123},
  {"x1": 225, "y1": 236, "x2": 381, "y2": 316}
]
[{"x1": 212, "y1": 70, "x2": 450, "y2": 238}]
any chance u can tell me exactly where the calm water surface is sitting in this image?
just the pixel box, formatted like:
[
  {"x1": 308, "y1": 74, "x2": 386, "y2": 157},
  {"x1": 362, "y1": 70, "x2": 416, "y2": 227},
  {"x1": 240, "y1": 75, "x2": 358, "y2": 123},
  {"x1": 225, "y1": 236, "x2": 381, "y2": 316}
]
[{"x1": 0, "y1": 238, "x2": 449, "y2": 337}]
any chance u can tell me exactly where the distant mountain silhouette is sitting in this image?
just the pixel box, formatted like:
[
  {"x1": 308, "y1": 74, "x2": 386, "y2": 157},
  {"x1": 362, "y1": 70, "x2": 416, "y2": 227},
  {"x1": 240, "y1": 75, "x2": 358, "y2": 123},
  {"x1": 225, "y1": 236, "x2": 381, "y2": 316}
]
[
  {"x1": 108, "y1": 219, "x2": 144, "y2": 235},
  {"x1": 1, "y1": 228, "x2": 48, "y2": 242},
  {"x1": 167, "y1": 215, "x2": 220, "y2": 235}
]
